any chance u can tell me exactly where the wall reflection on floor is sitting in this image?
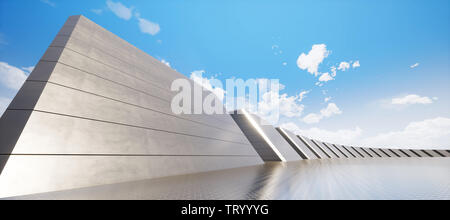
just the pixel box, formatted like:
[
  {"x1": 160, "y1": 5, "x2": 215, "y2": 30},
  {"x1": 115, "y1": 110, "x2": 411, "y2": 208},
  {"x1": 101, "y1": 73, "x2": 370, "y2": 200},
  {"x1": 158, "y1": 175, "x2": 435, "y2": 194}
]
[{"x1": 9, "y1": 158, "x2": 450, "y2": 200}]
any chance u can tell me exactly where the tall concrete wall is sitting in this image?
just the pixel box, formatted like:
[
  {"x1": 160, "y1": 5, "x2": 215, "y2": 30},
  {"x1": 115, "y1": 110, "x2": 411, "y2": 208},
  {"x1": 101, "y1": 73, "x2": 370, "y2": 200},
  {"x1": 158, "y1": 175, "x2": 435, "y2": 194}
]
[{"x1": 0, "y1": 15, "x2": 263, "y2": 198}]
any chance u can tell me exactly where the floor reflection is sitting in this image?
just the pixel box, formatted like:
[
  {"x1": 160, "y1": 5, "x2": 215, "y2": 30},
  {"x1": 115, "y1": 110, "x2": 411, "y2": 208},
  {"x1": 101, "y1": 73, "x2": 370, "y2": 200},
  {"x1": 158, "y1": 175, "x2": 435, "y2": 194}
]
[{"x1": 10, "y1": 157, "x2": 450, "y2": 200}]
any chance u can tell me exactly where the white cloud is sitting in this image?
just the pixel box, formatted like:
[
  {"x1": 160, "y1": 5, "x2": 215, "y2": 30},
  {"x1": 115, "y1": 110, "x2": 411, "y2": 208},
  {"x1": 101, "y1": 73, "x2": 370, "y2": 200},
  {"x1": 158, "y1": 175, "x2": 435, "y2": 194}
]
[
  {"x1": 188, "y1": 72, "x2": 306, "y2": 121},
  {"x1": 326, "y1": 60, "x2": 359, "y2": 81},
  {"x1": 161, "y1": 59, "x2": 171, "y2": 67},
  {"x1": 21, "y1": 66, "x2": 34, "y2": 73},
  {"x1": 303, "y1": 127, "x2": 364, "y2": 146},
  {"x1": 282, "y1": 117, "x2": 450, "y2": 149},
  {"x1": 361, "y1": 117, "x2": 450, "y2": 149},
  {"x1": 324, "y1": 97, "x2": 331, "y2": 102},
  {"x1": 302, "y1": 103, "x2": 342, "y2": 124},
  {"x1": 271, "y1": 45, "x2": 283, "y2": 55},
  {"x1": 302, "y1": 113, "x2": 322, "y2": 124},
  {"x1": 0, "y1": 97, "x2": 11, "y2": 117},
  {"x1": 91, "y1": 9, "x2": 103, "y2": 15},
  {"x1": 337, "y1": 61, "x2": 350, "y2": 71},
  {"x1": 40, "y1": 0, "x2": 55, "y2": 7},
  {"x1": 410, "y1": 63, "x2": 419, "y2": 69},
  {"x1": 248, "y1": 79, "x2": 305, "y2": 119},
  {"x1": 282, "y1": 62, "x2": 287, "y2": 66},
  {"x1": 321, "y1": 103, "x2": 342, "y2": 117},
  {"x1": 106, "y1": 0, "x2": 133, "y2": 20},
  {"x1": 0, "y1": 62, "x2": 28, "y2": 90},
  {"x1": 296, "y1": 44, "x2": 330, "y2": 76},
  {"x1": 391, "y1": 94, "x2": 434, "y2": 105},
  {"x1": 330, "y1": 66, "x2": 337, "y2": 77},
  {"x1": 137, "y1": 17, "x2": 160, "y2": 36},
  {"x1": 318, "y1": 72, "x2": 334, "y2": 82},
  {"x1": 220, "y1": 79, "x2": 306, "y2": 120},
  {"x1": 279, "y1": 122, "x2": 302, "y2": 133},
  {"x1": 190, "y1": 70, "x2": 225, "y2": 100},
  {"x1": 280, "y1": 122, "x2": 363, "y2": 145},
  {"x1": 320, "y1": 103, "x2": 342, "y2": 118},
  {"x1": 298, "y1": 90, "x2": 310, "y2": 102},
  {"x1": 257, "y1": 91, "x2": 305, "y2": 118}
]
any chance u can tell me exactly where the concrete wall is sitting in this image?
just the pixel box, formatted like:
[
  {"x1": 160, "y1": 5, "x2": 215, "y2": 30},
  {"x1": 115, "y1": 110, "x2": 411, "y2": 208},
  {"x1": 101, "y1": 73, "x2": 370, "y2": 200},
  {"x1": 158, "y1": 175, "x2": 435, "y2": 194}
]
[
  {"x1": 276, "y1": 127, "x2": 318, "y2": 160},
  {"x1": 326, "y1": 143, "x2": 348, "y2": 158},
  {"x1": 0, "y1": 15, "x2": 263, "y2": 198},
  {"x1": 231, "y1": 110, "x2": 302, "y2": 162},
  {"x1": 339, "y1": 145, "x2": 358, "y2": 158}
]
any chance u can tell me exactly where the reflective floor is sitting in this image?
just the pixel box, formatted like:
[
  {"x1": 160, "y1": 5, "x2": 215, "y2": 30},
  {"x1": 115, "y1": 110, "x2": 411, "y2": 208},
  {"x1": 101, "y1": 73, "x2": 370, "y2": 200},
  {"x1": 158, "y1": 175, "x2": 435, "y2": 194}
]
[{"x1": 10, "y1": 158, "x2": 450, "y2": 200}]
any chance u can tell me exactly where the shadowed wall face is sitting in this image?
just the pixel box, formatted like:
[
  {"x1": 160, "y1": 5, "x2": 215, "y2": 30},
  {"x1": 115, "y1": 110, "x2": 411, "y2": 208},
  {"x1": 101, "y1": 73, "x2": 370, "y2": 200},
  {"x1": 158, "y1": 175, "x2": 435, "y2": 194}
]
[{"x1": 0, "y1": 15, "x2": 263, "y2": 198}]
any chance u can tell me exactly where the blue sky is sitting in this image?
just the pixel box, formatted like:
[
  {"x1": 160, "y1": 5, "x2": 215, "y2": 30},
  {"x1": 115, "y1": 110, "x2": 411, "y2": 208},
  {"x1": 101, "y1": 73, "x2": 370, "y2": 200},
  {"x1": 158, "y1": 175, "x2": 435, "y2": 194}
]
[{"x1": 0, "y1": 0, "x2": 449, "y2": 148}]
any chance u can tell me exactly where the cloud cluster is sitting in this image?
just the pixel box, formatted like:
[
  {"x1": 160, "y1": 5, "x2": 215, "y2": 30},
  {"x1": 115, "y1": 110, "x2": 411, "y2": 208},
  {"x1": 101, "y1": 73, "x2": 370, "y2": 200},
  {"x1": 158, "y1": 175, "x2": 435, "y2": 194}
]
[
  {"x1": 40, "y1": 0, "x2": 55, "y2": 7},
  {"x1": 136, "y1": 13, "x2": 161, "y2": 36},
  {"x1": 161, "y1": 59, "x2": 171, "y2": 67},
  {"x1": 0, "y1": 62, "x2": 32, "y2": 116},
  {"x1": 190, "y1": 70, "x2": 226, "y2": 100},
  {"x1": 0, "y1": 97, "x2": 11, "y2": 117},
  {"x1": 410, "y1": 63, "x2": 419, "y2": 69},
  {"x1": 280, "y1": 122, "x2": 363, "y2": 146},
  {"x1": 391, "y1": 94, "x2": 434, "y2": 105},
  {"x1": 138, "y1": 18, "x2": 160, "y2": 36},
  {"x1": 21, "y1": 66, "x2": 34, "y2": 73},
  {"x1": 324, "y1": 60, "x2": 360, "y2": 83},
  {"x1": 105, "y1": 1, "x2": 160, "y2": 36},
  {"x1": 189, "y1": 72, "x2": 307, "y2": 120},
  {"x1": 298, "y1": 90, "x2": 310, "y2": 102},
  {"x1": 239, "y1": 79, "x2": 306, "y2": 119},
  {"x1": 91, "y1": 9, "x2": 103, "y2": 15},
  {"x1": 361, "y1": 117, "x2": 450, "y2": 149},
  {"x1": 296, "y1": 44, "x2": 360, "y2": 87},
  {"x1": 0, "y1": 62, "x2": 29, "y2": 90},
  {"x1": 302, "y1": 103, "x2": 342, "y2": 124},
  {"x1": 337, "y1": 61, "x2": 350, "y2": 71},
  {"x1": 257, "y1": 90, "x2": 305, "y2": 118},
  {"x1": 296, "y1": 44, "x2": 330, "y2": 76},
  {"x1": 282, "y1": 117, "x2": 450, "y2": 149},
  {"x1": 318, "y1": 72, "x2": 333, "y2": 82},
  {"x1": 271, "y1": 45, "x2": 283, "y2": 56},
  {"x1": 106, "y1": 0, "x2": 133, "y2": 20}
]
